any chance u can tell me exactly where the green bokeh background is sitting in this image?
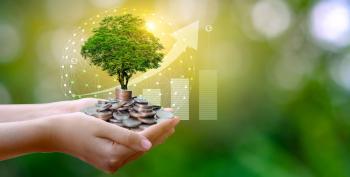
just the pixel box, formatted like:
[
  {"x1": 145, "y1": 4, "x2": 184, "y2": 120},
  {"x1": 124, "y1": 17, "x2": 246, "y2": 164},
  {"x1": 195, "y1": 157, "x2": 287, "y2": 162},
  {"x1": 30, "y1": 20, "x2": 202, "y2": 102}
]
[{"x1": 1, "y1": 0, "x2": 350, "y2": 177}]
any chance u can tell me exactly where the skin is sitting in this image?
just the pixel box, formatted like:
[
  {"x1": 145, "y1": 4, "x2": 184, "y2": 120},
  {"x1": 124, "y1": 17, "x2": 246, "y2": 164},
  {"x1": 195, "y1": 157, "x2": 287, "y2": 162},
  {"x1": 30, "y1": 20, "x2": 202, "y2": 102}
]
[{"x1": 0, "y1": 98, "x2": 180, "y2": 173}]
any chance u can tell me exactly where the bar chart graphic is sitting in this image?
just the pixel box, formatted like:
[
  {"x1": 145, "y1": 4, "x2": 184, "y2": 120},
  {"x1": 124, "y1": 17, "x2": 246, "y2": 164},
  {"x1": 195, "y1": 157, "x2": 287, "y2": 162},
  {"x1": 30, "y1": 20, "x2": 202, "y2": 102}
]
[
  {"x1": 199, "y1": 70, "x2": 218, "y2": 120},
  {"x1": 171, "y1": 78, "x2": 189, "y2": 120}
]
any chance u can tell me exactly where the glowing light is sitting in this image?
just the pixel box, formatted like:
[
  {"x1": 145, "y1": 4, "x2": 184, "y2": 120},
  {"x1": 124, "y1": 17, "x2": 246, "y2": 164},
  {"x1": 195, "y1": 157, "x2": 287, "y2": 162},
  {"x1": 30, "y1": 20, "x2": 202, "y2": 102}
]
[
  {"x1": 310, "y1": 0, "x2": 350, "y2": 48},
  {"x1": 0, "y1": 23, "x2": 21, "y2": 63},
  {"x1": 0, "y1": 83, "x2": 12, "y2": 104},
  {"x1": 90, "y1": 0, "x2": 124, "y2": 9},
  {"x1": 146, "y1": 21, "x2": 156, "y2": 31},
  {"x1": 330, "y1": 54, "x2": 350, "y2": 90},
  {"x1": 251, "y1": 0, "x2": 291, "y2": 38}
]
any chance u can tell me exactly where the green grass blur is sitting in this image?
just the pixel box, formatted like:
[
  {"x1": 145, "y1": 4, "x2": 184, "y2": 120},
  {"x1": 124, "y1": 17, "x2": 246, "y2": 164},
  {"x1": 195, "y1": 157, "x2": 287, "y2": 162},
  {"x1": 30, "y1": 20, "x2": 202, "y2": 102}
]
[{"x1": 1, "y1": 0, "x2": 350, "y2": 177}]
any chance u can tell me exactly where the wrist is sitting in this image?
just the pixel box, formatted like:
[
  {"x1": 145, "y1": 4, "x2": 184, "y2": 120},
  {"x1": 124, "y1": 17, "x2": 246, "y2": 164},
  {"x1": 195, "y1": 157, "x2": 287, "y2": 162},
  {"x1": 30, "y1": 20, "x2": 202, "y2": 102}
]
[{"x1": 31, "y1": 118, "x2": 59, "y2": 152}]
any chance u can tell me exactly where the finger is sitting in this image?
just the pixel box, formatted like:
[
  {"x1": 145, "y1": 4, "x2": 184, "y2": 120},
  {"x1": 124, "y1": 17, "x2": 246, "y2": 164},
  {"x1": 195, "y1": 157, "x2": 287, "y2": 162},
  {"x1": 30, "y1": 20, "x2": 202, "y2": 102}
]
[
  {"x1": 80, "y1": 98, "x2": 105, "y2": 107},
  {"x1": 141, "y1": 117, "x2": 180, "y2": 142},
  {"x1": 123, "y1": 128, "x2": 176, "y2": 165},
  {"x1": 97, "y1": 123, "x2": 152, "y2": 151},
  {"x1": 153, "y1": 128, "x2": 175, "y2": 146}
]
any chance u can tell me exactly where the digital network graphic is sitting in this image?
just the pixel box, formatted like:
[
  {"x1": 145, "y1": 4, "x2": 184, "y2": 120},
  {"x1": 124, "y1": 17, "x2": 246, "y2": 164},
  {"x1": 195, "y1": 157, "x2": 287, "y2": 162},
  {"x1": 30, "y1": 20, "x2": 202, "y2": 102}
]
[{"x1": 60, "y1": 8, "x2": 217, "y2": 120}]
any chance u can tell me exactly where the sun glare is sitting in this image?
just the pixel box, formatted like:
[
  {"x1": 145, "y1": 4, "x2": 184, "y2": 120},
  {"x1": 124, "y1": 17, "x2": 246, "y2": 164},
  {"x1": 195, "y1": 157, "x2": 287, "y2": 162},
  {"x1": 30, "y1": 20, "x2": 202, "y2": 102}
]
[{"x1": 146, "y1": 21, "x2": 156, "y2": 31}]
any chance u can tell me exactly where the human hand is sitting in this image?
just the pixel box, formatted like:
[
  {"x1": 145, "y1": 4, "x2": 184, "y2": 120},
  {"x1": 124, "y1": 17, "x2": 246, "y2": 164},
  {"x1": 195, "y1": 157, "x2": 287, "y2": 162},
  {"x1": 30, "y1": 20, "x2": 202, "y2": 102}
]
[
  {"x1": 59, "y1": 98, "x2": 101, "y2": 113},
  {"x1": 0, "y1": 98, "x2": 101, "y2": 122},
  {"x1": 114, "y1": 116, "x2": 180, "y2": 169},
  {"x1": 43, "y1": 112, "x2": 179, "y2": 173}
]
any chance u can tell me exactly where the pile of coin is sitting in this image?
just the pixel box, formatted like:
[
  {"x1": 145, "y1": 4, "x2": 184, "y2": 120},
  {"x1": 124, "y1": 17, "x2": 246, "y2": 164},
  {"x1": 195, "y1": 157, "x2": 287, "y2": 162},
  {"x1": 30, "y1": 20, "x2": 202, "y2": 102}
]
[{"x1": 80, "y1": 97, "x2": 174, "y2": 131}]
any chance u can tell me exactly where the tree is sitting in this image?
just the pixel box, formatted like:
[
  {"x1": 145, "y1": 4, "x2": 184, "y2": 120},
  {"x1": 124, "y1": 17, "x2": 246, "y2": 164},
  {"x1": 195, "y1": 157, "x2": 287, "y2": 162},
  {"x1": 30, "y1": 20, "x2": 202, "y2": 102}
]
[{"x1": 81, "y1": 14, "x2": 164, "y2": 90}]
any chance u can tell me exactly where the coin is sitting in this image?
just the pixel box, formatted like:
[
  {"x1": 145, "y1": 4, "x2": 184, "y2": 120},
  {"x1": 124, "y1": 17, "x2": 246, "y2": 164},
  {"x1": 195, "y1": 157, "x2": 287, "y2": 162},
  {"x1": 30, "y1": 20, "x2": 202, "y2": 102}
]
[
  {"x1": 138, "y1": 117, "x2": 156, "y2": 124},
  {"x1": 133, "y1": 105, "x2": 153, "y2": 113},
  {"x1": 97, "y1": 103, "x2": 112, "y2": 112},
  {"x1": 113, "y1": 112, "x2": 129, "y2": 121},
  {"x1": 124, "y1": 100, "x2": 134, "y2": 107},
  {"x1": 129, "y1": 110, "x2": 156, "y2": 118},
  {"x1": 95, "y1": 111, "x2": 112, "y2": 121},
  {"x1": 152, "y1": 105, "x2": 161, "y2": 110},
  {"x1": 134, "y1": 98, "x2": 148, "y2": 105},
  {"x1": 156, "y1": 109, "x2": 174, "y2": 119},
  {"x1": 122, "y1": 118, "x2": 142, "y2": 128},
  {"x1": 109, "y1": 118, "x2": 121, "y2": 123},
  {"x1": 116, "y1": 89, "x2": 132, "y2": 101},
  {"x1": 81, "y1": 106, "x2": 97, "y2": 116},
  {"x1": 134, "y1": 103, "x2": 153, "y2": 109},
  {"x1": 117, "y1": 106, "x2": 129, "y2": 111},
  {"x1": 110, "y1": 103, "x2": 122, "y2": 110},
  {"x1": 80, "y1": 96, "x2": 176, "y2": 131}
]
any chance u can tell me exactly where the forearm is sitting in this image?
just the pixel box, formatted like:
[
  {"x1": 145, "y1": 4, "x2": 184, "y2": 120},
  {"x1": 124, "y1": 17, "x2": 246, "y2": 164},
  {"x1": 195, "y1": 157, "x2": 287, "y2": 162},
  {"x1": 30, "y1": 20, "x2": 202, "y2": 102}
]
[
  {"x1": 0, "y1": 118, "x2": 52, "y2": 160},
  {"x1": 0, "y1": 101, "x2": 73, "y2": 122}
]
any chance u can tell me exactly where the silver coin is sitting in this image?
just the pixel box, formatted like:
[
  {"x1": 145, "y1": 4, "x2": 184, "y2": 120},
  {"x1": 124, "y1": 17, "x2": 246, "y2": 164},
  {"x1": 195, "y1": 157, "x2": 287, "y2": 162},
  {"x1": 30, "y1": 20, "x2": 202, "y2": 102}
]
[
  {"x1": 134, "y1": 97, "x2": 148, "y2": 105},
  {"x1": 117, "y1": 106, "x2": 129, "y2": 111},
  {"x1": 124, "y1": 99, "x2": 135, "y2": 107},
  {"x1": 109, "y1": 118, "x2": 121, "y2": 123},
  {"x1": 156, "y1": 109, "x2": 174, "y2": 119},
  {"x1": 81, "y1": 106, "x2": 97, "y2": 116},
  {"x1": 110, "y1": 103, "x2": 122, "y2": 110},
  {"x1": 113, "y1": 112, "x2": 130, "y2": 121},
  {"x1": 152, "y1": 105, "x2": 161, "y2": 110},
  {"x1": 122, "y1": 118, "x2": 142, "y2": 128},
  {"x1": 96, "y1": 111, "x2": 113, "y2": 121},
  {"x1": 81, "y1": 96, "x2": 176, "y2": 127},
  {"x1": 137, "y1": 117, "x2": 156, "y2": 124},
  {"x1": 97, "y1": 103, "x2": 112, "y2": 112},
  {"x1": 107, "y1": 99, "x2": 119, "y2": 104},
  {"x1": 130, "y1": 110, "x2": 156, "y2": 118},
  {"x1": 133, "y1": 105, "x2": 153, "y2": 113},
  {"x1": 134, "y1": 103, "x2": 153, "y2": 109}
]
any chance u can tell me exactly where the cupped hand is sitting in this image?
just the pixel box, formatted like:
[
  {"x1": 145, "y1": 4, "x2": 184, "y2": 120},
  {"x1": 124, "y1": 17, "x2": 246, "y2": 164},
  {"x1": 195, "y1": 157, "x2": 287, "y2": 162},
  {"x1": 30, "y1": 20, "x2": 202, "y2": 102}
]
[
  {"x1": 65, "y1": 98, "x2": 102, "y2": 113},
  {"x1": 44, "y1": 112, "x2": 180, "y2": 173}
]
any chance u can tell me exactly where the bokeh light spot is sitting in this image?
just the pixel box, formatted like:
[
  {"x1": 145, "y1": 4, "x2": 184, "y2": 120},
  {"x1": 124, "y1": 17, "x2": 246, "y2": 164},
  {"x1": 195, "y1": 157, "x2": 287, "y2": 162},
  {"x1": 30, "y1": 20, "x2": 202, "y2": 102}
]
[
  {"x1": 310, "y1": 0, "x2": 350, "y2": 48},
  {"x1": 251, "y1": 0, "x2": 291, "y2": 38},
  {"x1": 0, "y1": 23, "x2": 21, "y2": 63}
]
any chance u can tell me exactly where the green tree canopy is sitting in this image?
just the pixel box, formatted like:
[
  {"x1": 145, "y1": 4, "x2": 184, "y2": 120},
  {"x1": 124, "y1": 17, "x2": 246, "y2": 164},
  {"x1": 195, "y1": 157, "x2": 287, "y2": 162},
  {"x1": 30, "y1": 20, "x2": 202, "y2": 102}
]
[{"x1": 81, "y1": 14, "x2": 164, "y2": 90}]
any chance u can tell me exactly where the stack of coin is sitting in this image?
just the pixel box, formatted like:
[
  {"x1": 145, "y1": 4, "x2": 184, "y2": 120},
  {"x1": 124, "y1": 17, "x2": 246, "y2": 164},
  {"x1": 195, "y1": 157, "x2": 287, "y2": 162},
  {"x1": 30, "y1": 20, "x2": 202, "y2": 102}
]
[
  {"x1": 115, "y1": 89, "x2": 132, "y2": 101},
  {"x1": 81, "y1": 97, "x2": 174, "y2": 131}
]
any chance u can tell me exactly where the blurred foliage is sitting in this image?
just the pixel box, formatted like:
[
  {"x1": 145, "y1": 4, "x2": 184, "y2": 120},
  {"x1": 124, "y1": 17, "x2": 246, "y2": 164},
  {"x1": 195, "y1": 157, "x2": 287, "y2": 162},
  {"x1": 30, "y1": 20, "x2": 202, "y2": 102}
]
[{"x1": 1, "y1": 0, "x2": 350, "y2": 177}]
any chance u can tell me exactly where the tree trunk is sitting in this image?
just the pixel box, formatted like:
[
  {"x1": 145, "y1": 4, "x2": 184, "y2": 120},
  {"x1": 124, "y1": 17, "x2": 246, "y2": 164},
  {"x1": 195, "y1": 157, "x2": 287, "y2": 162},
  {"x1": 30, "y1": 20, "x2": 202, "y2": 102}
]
[{"x1": 121, "y1": 82, "x2": 127, "y2": 90}]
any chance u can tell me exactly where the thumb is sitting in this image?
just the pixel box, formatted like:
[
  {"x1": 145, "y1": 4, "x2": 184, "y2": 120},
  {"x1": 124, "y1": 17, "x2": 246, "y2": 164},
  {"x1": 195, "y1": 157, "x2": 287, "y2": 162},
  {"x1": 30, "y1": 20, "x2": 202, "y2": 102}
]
[{"x1": 97, "y1": 122, "x2": 152, "y2": 151}]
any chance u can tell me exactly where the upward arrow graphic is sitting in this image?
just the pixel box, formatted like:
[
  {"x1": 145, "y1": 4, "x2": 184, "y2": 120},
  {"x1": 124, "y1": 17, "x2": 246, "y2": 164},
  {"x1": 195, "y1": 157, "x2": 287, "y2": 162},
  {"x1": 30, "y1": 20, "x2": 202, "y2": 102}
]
[{"x1": 79, "y1": 21, "x2": 199, "y2": 97}]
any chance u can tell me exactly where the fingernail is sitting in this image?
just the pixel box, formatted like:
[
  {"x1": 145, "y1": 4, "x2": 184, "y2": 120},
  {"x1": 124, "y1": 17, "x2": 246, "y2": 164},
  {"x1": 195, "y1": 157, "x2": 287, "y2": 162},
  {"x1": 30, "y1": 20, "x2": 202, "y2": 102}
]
[{"x1": 141, "y1": 139, "x2": 152, "y2": 150}]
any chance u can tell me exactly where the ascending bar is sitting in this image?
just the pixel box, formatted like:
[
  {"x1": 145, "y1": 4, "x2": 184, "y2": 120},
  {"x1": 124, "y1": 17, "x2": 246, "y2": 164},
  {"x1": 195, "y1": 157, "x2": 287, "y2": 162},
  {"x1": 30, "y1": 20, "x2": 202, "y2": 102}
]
[
  {"x1": 171, "y1": 78, "x2": 189, "y2": 120},
  {"x1": 199, "y1": 70, "x2": 218, "y2": 120},
  {"x1": 142, "y1": 89, "x2": 161, "y2": 105}
]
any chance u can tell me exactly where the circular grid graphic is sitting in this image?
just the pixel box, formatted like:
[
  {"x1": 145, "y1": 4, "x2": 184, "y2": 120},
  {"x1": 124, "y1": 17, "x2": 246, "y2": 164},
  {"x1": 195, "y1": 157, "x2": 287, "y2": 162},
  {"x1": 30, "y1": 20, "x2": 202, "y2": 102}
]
[{"x1": 60, "y1": 8, "x2": 197, "y2": 113}]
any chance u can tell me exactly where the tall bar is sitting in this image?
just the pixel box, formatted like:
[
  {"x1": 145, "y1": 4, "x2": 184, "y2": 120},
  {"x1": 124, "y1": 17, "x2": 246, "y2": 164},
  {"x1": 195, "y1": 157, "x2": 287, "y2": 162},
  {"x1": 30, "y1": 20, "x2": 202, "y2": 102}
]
[
  {"x1": 199, "y1": 70, "x2": 218, "y2": 120},
  {"x1": 171, "y1": 78, "x2": 189, "y2": 120}
]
